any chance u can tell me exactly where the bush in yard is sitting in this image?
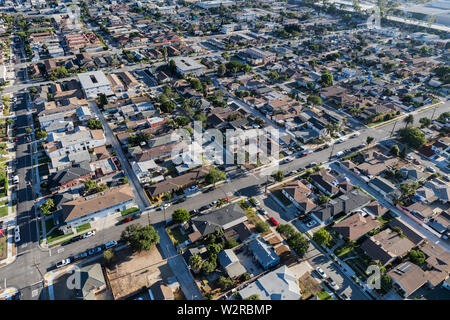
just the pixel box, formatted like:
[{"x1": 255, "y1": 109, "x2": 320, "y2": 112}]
[
  {"x1": 201, "y1": 259, "x2": 217, "y2": 274},
  {"x1": 102, "y1": 248, "x2": 115, "y2": 266},
  {"x1": 408, "y1": 249, "x2": 426, "y2": 264},
  {"x1": 255, "y1": 221, "x2": 270, "y2": 233},
  {"x1": 217, "y1": 276, "x2": 235, "y2": 291},
  {"x1": 224, "y1": 238, "x2": 239, "y2": 249},
  {"x1": 207, "y1": 243, "x2": 223, "y2": 255},
  {"x1": 205, "y1": 168, "x2": 226, "y2": 186},
  {"x1": 172, "y1": 208, "x2": 190, "y2": 224},
  {"x1": 244, "y1": 294, "x2": 260, "y2": 300},
  {"x1": 313, "y1": 228, "x2": 332, "y2": 246},
  {"x1": 272, "y1": 170, "x2": 284, "y2": 182},
  {"x1": 240, "y1": 272, "x2": 250, "y2": 282}
]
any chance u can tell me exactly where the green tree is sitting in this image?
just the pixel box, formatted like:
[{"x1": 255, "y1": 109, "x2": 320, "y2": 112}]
[
  {"x1": 287, "y1": 232, "x2": 310, "y2": 256},
  {"x1": 35, "y1": 129, "x2": 48, "y2": 140},
  {"x1": 366, "y1": 136, "x2": 374, "y2": 145},
  {"x1": 244, "y1": 294, "x2": 260, "y2": 300},
  {"x1": 276, "y1": 224, "x2": 296, "y2": 239},
  {"x1": 87, "y1": 119, "x2": 103, "y2": 130},
  {"x1": 172, "y1": 208, "x2": 190, "y2": 224},
  {"x1": 403, "y1": 114, "x2": 414, "y2": 128},
  {"x1": 320, "y1": 71, "x2": 333, "y2": 87},
  {"x1": 217, "y1": 276, "x2": 235, "y2": 291},
  {"x1": 390, "y1": 145, "x2": 400, "y2": 157},
  {"x1": 408, "y1": 249, "x2": 426, "y2": 264},
  {"x1": 307, "y1": 95, "x2": 322, "y2": 106},
  {"x1": 419, "y1": 117, "x2": 432, "y2": 128},
  {"x1": 126, "y1": 224, "x2": 160, "y2": 252},
  {"x1": 399, "y1": 127, "x2": 426, "y2": 149},
  {"x1": 207, "y1": 243, "x2": 223, "y2": 255},
  {"x1": 102, "y1": 248, "x2": 115, "y2": 265},
  {"x1": 205, "y1": 168, "x2": 226, "y2": 186},
  {"x1": 40, "y1": 198, "x2": 55, "y2": 216},
  {"x1": 313, "y1": 228, "x2": 332, "y2": 246},
  {"x1": 255, "y1": 221, "x2": 270, "y2": 233},
  {"x1": 201, "y1": 259, "x2": 217, "y2": 274},
  {"x1": 189, "y1": 78, "x2": 202, "y2": 91},
  {"x1": 121, "y1": 176, "x2": 129, "y2": 184},
  {"x1": 399, "y1": 145, "x2": 407, "y2": 159},
  {"x1": 224, "y1": 238, "x2": 239, "y2": 249},
  {"x1": 120, "y1": 224, "x2": 140, "y2": 242},
  {"x1": 317, "y1": 195, "x2": 330, "y2": 205},
  {"x1": 189, "y1": 254, "x2": 203, "y2": 273},
  {"x1": 272, "y1": 170, "x2": 284, "y2": 182}
]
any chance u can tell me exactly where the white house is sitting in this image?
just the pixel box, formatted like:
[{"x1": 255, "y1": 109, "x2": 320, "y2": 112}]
[{"x1": 78, "y1": 71, "x2": 113, "y2": 99}]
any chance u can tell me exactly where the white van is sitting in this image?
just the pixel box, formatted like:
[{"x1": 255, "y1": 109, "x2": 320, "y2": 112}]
[{"x1": 13, "y1": 175, "x2": 19, "y2": 184}]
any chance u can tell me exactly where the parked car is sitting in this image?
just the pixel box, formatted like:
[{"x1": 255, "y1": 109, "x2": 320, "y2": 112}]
[
  {"x1": 14, "y1": 232, "x2": 20, "y2": 243},
  {"x1": 88, "y1": 246, "x2": 102, "y2": 256},
  {"x1": 199, "y1": 205, "x2": 210, "y2": 212},
  {"x1": 315, "y1": 267, "x2": 327, "y2": 279},
  {"x1": 189, "y1": 209, "x2": 199, "y2": 216},
  {"x1": 327, "y1": 277, "x2": 339, "y2": 291},
  {"x1": 120, "y1": 217, "x2": 132, "y2": 224},
  {"x1": 82, "y1": 231, "x2": 96, "y2": 239},
  {"x1": 413, "y1": 159, "x2": 421, "y2": 165},
  {"x1": 340, "y1": 293, "x2": 350, "y2": 300},
  {"x1": 104, "y1": 240, "x2": 118, "y2": 249},
  {"x1": 73, "y1": 252, "x2": 88, "y2": 261},
  {"x1": 56, "y1": 258, "x2": 72, "y2": 269},
  {"x1": 71, "y1": 235, "x2": 82, "y2": 243},
  {"x1": 426, "y1": 166, "x2": 436, "y2": 173},
  {"x1": 306, "y1": 220, "x2": 317, "y2": 228},
  {"x1": 257, "y1": 208, "x2": 267, "y2": 215},
  {"x1": 268, "y1": 217, "x2": 278, "y2": 226}
]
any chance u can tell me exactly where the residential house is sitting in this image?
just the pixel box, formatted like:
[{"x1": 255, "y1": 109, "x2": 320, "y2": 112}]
[
  {"x1": 310, "y1": 189, "x2": 372, "y2": 224},
  {"x1": 218, "y1": 249, "x2": 247, "y2": 279},
  {"x1": 54, "y1": 184, "x2": 136, "y2": 233},
  {"x1": 189, "y1": 202, "x2": 248, "y2": 239},
  {"x1": 282, "y1": 180, "x2": 316, "y2": 213},
  {"x1": 360, "y1": 228, "x2": 415, "y2": 266},
  {"x1": 238, "y1": 265, "x2": 301, "y2": 300},
  {"x1": 333, "y1": 213, "x2": 381, "y2": 241},
  {"x1": 248, "y1": 238, "x2": 280, "y2": 270}
]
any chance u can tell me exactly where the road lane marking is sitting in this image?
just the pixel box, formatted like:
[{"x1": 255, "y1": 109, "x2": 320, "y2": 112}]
[{"x1": 57, "y1": 248, "x2": 64, "y2": 254}]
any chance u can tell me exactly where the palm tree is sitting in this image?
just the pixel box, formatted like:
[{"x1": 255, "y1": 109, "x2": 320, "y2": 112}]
[
  {"x1": 189, "y1": 254, "x2": 203, "y2": 274},
  {"x1": 404, "y1": 114, "x2": 414, "y2": 128}
]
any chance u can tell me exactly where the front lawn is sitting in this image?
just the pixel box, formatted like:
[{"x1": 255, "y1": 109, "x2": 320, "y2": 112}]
[
  {"x1": 167, "y1": 227, "x2": 189, "y2": 246},
  {"x1": 317, "y1": 289, "x2": 332, "y2": 300},
  {"x1": 76, "y1": 223, "x2": 91, "y2": 233},
  {"x1": 0, "y1": 205, "x2": 8, "y2": 217},
  {"x1": 121, "y1": 207, "x2": 139, "y2": 216}
]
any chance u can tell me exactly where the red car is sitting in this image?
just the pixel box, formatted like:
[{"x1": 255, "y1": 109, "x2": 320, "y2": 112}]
[
  {"x1": 120, "y1": 217, "x2": 131, "y2": 224},
  {"x1": 15, "y1": 137, "x2": 18, "y2": 142},
  {"x1": 268, "y1": 217, "x2": 278, "y2": 226},
  {"x1": 413, "y1": 159, "x2": 421, "y2": 165}
]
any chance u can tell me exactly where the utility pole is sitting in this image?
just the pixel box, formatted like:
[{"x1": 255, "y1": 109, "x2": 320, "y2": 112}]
[
  {"x1": 430, "y1": 104, "x2": 438, "y2": 121},
  {"x1": 329, "y1": 143, "x2": 336, "y2": 162},
  {"x1": 390, "y1": 120, "x2": 397, "y2": 137}
]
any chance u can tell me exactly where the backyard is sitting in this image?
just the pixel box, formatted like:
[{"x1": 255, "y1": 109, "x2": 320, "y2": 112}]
[{"x1": 166, "y1": 226, "x2": 189, "y2": 246}]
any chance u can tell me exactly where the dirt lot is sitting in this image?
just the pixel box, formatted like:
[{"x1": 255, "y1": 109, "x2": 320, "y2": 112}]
[
  {"x1": 106, "y1": 245, "x2": 173, "y2": 300},
  {"x1": 298, "y1": 272, "x2": 322, "y2": 300}
]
